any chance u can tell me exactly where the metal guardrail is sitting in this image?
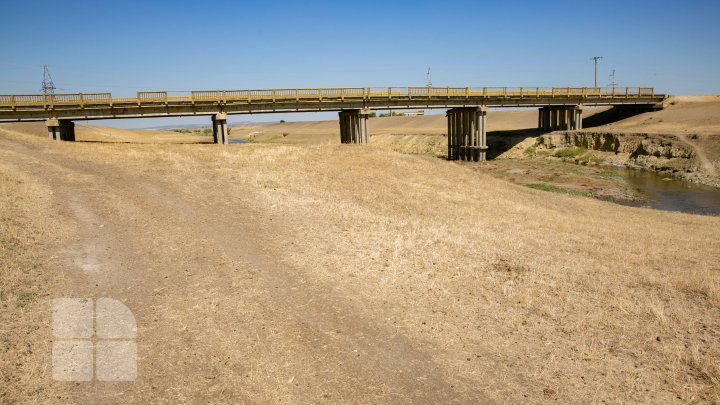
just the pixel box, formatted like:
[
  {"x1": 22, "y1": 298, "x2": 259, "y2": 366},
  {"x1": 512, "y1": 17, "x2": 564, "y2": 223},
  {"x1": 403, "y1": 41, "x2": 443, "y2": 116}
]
[{"x1": 0, "y1": 87, "x2": 658, "y2": 107}]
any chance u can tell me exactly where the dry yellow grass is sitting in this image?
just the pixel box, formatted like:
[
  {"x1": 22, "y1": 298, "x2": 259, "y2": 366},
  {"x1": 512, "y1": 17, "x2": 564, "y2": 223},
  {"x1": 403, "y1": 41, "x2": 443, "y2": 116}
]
[
  {"x1": 0, "y1": 118, "x2": 719, "y2": 402},
  {"x1": 0, "y1": 161, "x2": 73, "y2": 401}
]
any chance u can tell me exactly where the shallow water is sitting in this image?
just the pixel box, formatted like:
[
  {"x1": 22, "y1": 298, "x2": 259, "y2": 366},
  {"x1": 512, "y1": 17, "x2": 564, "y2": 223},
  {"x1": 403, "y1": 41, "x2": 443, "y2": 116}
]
[
  {"x1": 617, "y1": 168, "x2": 720, "y2": 216},
  {"x1": 228, "y1": 139, "x2": 248, "y2": 144}
]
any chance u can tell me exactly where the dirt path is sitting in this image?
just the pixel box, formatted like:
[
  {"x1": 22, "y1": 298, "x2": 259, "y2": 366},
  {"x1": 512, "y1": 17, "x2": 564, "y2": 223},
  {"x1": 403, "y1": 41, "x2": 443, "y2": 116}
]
[
  {"x1": 674, "y1": 133, "x2": 719, "y2": 176},
  {"x1": 0, "y1": 135, "x2": 483, "y2": 403}
]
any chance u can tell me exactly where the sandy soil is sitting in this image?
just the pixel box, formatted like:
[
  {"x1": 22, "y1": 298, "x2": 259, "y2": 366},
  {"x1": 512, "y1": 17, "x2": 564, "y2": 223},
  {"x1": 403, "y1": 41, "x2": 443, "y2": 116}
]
[
  {"x1": 601, "y1": 96, "x2": 720, "y2": 136},
  {"x1": 1, "y1": 118, "x2": 719, "y2": 403}
]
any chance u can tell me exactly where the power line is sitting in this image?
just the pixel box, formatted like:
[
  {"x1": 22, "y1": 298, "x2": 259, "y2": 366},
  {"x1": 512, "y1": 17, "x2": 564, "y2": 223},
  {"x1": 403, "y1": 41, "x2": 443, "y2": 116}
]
[
  {"x1": 426, "y1": 67, "x2": 432, "y2": 87},
  {"x1": 590, "y1": 56, "x2": 603, "y2": 88}
]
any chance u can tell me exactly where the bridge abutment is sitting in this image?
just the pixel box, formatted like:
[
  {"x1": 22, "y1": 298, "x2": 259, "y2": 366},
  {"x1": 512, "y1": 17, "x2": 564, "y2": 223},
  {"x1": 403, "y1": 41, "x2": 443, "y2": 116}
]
[
  {"x1": 538, "y1": 106, "x2": 582, "y2": 132},
  {"x1": 46, "y1": 118, "x2": 75, "y2": 141},
  {"x1": 212, "y1": 113, "x2": 229, "y2": 144},
  {"x1": 339, "y1": 109, "x2": 370, "y2": 144},
  {"x1": 447, "y1": 106, "x2": 487, "y2": 161}
]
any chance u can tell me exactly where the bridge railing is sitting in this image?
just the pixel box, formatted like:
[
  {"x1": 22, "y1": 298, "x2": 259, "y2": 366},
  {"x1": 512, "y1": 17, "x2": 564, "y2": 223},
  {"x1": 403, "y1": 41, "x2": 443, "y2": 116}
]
[
  {"x1": 0, "y1": 87, "x2": 661, "y2": 107},
  {"x1": 51, "y1": 94, "x2": 83, "y2": 104},
  {"x1": 137, "y1": 91, "x2": 168, "y2": 102},
  {"x1": 9, "y1": 94, "x2": 47, "y2": 105},
  {"x1": 0, "y1": 93, "x2": 112, "y2": 106},
  {"x1": 368, "y1": 88, "x2": 406, "y2": 97},
  {"x1": 80, "y1": 93, "x2": 113, "y2": 103},
  {"x1": 638, "y1": 87, "x2": 655, "y2": 97},
  {"x1": 190, "y1": 88, "x2": 368, "y2": 101}
]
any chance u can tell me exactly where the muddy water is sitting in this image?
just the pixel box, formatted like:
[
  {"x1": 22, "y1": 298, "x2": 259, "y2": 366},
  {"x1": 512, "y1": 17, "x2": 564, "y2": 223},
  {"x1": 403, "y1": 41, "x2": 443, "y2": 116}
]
[{"x1": 618, "y1": 168, "x2": 720, "y2": 216}]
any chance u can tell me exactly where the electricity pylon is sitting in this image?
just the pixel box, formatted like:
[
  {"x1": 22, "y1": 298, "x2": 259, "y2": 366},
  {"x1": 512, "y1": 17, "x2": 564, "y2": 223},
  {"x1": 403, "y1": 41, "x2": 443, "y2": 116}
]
[{"x1": 41, "y1": 65, "x2": 56, "y2": 95}]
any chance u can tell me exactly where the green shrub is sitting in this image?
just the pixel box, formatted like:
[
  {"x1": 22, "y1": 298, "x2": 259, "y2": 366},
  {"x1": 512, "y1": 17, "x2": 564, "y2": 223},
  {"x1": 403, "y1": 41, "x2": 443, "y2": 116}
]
[
  {"x1": 554, "y1": 147, "x2": 588, "y2": 158},
  {"x1": 525, "y1": 183, "x2": 588, "y2": 196}
]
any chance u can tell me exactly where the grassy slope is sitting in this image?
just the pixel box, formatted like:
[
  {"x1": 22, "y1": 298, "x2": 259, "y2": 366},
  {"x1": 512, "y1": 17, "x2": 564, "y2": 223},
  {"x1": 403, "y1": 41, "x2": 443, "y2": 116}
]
[{"x1": 0, "y1": 124, "x2": 718, "y2": 402}]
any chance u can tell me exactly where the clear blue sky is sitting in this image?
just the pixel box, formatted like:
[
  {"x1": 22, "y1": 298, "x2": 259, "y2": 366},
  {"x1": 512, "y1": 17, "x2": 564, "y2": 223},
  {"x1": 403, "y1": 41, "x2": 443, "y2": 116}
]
[{"x1": 1, "y1": 0, "x2": 718, "y2": 128}]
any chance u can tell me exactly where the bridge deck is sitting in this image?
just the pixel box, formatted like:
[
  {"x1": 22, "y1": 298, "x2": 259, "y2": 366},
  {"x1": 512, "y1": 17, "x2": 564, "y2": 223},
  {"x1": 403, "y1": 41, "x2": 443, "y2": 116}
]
[{"x1": 0, "y1": 87, "x2": 665, "y2": 122}]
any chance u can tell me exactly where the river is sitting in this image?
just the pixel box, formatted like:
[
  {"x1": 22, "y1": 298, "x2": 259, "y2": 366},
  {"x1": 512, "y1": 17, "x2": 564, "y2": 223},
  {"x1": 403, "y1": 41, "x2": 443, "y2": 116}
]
[{"x1": 618, "y1": 168, "x2": 720, "y2": 216}]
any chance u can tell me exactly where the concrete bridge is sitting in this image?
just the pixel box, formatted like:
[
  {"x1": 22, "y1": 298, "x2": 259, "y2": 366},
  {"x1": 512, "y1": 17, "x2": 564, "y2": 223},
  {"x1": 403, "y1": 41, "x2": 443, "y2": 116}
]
[{"x1": 0, "y1": 86, "x2": 665, "y2": 161}]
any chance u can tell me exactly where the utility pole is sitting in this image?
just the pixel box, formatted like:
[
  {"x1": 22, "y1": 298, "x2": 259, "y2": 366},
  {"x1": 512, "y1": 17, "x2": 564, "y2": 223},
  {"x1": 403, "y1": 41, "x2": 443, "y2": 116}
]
[
  {"x1": 609, "y1": 69, "x2": 617, "y2": 89},
  {"x1": 40, "y1": 65, "x2": 56, "y2": 95},
  {"x1": 426, "y1": 67, "x2": 432, "y2": 87},
  {"x1": 591, "y1": 56, "x2": 603, "y2": 88}
]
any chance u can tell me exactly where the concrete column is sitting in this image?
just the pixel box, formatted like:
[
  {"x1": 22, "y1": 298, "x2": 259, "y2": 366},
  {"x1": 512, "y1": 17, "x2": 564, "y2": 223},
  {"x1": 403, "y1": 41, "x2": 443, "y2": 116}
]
[
  {"x1": 561, "y1": 108, "x2": 570, "y2": 130},
  {"x1": 544, "y1": 108, "x2": 551, "y2": 131},
  {"x1": 339, "y1": 113, "x2": 347, "y2": 143},
  {"x1": 574, "y1": 105, "x2": 583, "y2": 130},
  {"x1": 212, "y1": 113, "x2": 229, "y2": 144},
  {"x1": 453, "y1": 111, "x2": 462, "y2": 160},
  {"x1": 542, "y1": 106, "x2": 583, "y2": 131},
  {"x1": 446, "y1": 111, "x2": 452, "y2": 160},
  {"x1": 453, "y1": 112, "x2": 458, "y2": 159},
  {"x1": 60, "y1": 121, "x2": 75, "y2": 141},
  {"x1": 46, "y1": 118, "x2": 75, "y2": 141},
  {"x1": 449, "y1": 111, "x2": 457, "y2": 160},
  {"x1": 539, "y1": 107, "x2": 553, "y2": 132},
  {"x1": 339, "y1": 109, "x2": 370, "y2": 144},
  {"x1": 479, "y1": 107, "x2": 487, "y2": 161},
  {"x1": 446, "y1": 106, "x2": 487, "y2": 162},
  {"x1": 361, "y1": 110, "x2": 369, "y2": 143},
  {"x1": 447, "y1": 108, "x2": 458, "y2": 160},
  {"x1": 47, "y1": 118, "x2": 60, "y2": 140},
  {"x1": 460, "y1": 109, "x2": 467, "y2": 160}
]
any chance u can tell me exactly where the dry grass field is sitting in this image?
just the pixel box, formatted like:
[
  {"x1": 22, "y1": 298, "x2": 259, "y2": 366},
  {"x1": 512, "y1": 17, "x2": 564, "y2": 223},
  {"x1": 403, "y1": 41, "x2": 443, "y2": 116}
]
[{"x1": 0, "y1": 108, "x2": 719, "y2": 403}]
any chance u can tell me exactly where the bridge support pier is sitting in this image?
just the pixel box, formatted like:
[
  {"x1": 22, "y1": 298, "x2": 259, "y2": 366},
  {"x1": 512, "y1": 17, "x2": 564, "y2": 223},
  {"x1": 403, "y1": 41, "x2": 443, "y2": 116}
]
[
  {"x1": 212, "y1": 113, "x2": 229, "y2": 144},
  {"x1": 339, "y1": 109, "x2": 370, "y2": 144},
  {"x1": 46, "y1": 118, "x2": 75, "y2": 141},
  {"x1": 538, "y1": 106, "x2": 582, "y2": 132},
  {"x1": 447, "y1": 106, "x2": 487, "y2": 161}
]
